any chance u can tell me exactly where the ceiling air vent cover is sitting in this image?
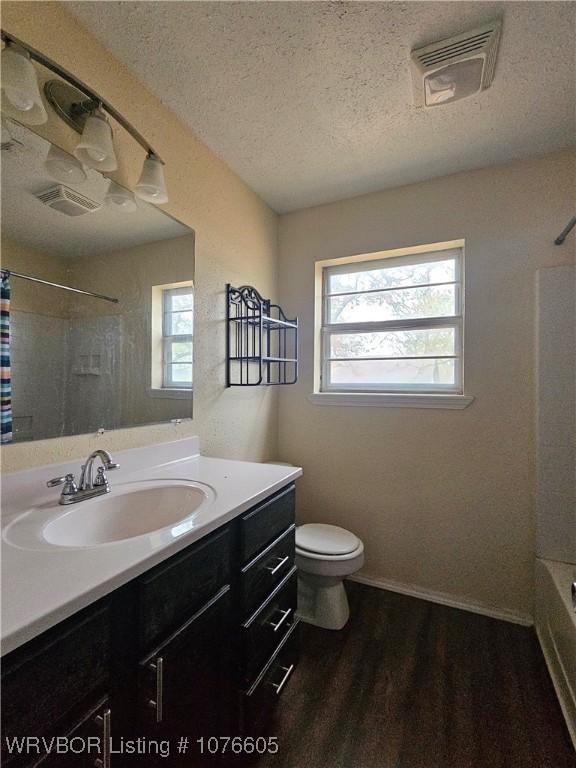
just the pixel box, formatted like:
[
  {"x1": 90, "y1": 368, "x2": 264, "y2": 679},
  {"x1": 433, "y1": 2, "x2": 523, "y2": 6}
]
[
  {"x1": 35, "y1": 184, "x2": 101, "y2": 216},
  {"x1": 411, "y1": 19, "x2": 502, "y2": 107}
]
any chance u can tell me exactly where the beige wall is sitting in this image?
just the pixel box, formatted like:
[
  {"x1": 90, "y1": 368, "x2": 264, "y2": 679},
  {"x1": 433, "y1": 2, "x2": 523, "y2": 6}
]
[
  {"x1": 1, "y1": 2, "x2": 279, "y2": 471},
  {"x1": 278, "y1": 150, "x2": 576, "y2": 620},
  {"x1": 1, "y1": 238, "x2": 71, "y2": 318}
]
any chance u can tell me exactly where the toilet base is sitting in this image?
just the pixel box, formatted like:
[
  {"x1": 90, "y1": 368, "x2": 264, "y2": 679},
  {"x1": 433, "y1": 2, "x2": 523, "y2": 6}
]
[{"x1": 296, "y1": 572, "x2": 350, "y2": 630}]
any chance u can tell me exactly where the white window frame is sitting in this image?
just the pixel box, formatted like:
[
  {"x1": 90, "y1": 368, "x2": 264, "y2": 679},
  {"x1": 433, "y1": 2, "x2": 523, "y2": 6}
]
[
  {"x1": 162, "y1": 286, "x2": 193, "y2": 390},
  {"x1": 312, "y1": 242, "x2": 473, "y2": 409}
]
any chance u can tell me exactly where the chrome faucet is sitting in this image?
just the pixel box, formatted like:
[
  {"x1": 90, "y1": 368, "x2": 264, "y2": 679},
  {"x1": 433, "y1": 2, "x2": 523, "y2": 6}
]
[{"x1": 47, "y1": 450, "x2": 119, "y2": 505}]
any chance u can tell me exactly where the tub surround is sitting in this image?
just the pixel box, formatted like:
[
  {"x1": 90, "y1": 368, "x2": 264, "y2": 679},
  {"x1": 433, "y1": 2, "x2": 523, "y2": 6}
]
[
  {"x1": 1, "y1": 437, "x2": 302, "y2": 654},
  {"x1": 535, "y1": 558, "x2": 576, "y2": 749}
]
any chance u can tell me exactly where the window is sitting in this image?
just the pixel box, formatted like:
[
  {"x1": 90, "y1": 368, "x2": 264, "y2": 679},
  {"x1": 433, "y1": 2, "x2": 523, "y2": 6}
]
[
  {"x1": 319, "y1": 245, "x2": 464, "y2": 396},
  {"x1": 162, "y1": 286, "x2": 193, "y2": 389}
]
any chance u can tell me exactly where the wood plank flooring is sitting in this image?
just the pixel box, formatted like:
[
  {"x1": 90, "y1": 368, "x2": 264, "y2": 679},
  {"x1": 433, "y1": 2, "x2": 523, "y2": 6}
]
[{"x1": 256, "y1": 583, "x2": 575, "y2": 768}]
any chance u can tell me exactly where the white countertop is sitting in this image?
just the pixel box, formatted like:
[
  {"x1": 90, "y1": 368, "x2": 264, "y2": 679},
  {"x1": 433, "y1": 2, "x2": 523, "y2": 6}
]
[{"x1": 1, "y1": 438, "x2": 302, "y2": 655}]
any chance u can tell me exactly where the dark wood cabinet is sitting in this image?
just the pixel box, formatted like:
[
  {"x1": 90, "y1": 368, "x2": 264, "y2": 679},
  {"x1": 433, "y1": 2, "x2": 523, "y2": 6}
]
[{"x1": 1, "y1": 483, "x2": 298, "y2": 767}]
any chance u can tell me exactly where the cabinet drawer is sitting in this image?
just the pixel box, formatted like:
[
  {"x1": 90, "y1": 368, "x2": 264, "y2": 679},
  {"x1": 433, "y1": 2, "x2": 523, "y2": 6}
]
[
  {"x1": 243, "y1": 621, "x2": 300, "y2": 736},
  {"x1": 240, "y1": 485, "x2": 295, "y2": 564},
  {"x1": 138, "y1": 525, "x2": 231, "y2": 651},
  {"x1": 241, "y1": 525, "x2": 295, "y2": 619},
  {"x1": 1, "y1": 604, "x2": 111, "y2": 768},
  {"x1": 242, "y1": 570, "x2": 297, "y2": 686}
]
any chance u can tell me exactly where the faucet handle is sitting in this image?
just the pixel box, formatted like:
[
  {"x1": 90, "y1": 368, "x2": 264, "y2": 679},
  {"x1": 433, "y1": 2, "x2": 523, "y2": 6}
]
[
  {"x1": 47, "y1": 473, "x2": 78, "y2": 496},
  {"x1": 94, "y1": 466, "x2": 108, "y2": 487},
  {"x1": 47, "y1": 473, "x2": 72, "y2": 487},
  {"x1": 105, "y1": 461, "x2": 120, "y2": 471}
]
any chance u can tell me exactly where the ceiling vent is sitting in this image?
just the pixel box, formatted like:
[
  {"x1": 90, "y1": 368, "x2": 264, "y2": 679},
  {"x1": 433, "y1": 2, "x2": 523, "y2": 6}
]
[
  {"x1": 411, "y1": 19, "x2": 502, "y2": 107},
  {"x1": 35, "y1": 184, "x2": 102, "y2": 216}
]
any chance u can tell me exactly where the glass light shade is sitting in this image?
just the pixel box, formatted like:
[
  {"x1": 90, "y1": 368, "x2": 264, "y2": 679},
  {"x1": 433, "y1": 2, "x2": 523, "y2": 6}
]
[
  {"x1": 135, "y1": 155, "x2": 168, "y2": 204},
  {"x1": 73, "y1": 111, "x2": 117, "y2": 171},
  {"x1": 1, "y1": 46, "x2": 48, "y2": 125},
  {"x1": 104, "y1": 180, "x2": 137, "y2": 212},
  {"x1": 44, "y1": 144, "x2": 87, "y2": 184}
]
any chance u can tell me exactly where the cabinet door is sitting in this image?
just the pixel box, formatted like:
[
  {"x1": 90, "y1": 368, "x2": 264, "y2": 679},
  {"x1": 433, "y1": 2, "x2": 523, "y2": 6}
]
[
  {"x1": 138, "y1": 586, "x2": 233, "y2": 767},
  {"x1": 1, "y1": 603, "x2": 112, "y2": 768}
]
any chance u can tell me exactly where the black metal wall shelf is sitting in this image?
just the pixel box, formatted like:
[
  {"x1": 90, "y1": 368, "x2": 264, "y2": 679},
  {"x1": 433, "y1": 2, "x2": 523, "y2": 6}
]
[{"x1": 226, "y1": 284, "x2": 298, "y2": 387}]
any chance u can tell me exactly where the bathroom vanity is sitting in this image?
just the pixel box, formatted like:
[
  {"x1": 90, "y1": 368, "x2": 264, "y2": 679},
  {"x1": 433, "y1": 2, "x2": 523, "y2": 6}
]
[{"x1": 1, "y1": 439, "x2": 302, "y2": 767}]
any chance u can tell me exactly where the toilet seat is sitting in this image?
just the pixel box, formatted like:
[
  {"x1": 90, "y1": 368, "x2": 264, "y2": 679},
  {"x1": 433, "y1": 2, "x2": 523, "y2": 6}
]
[
  {"x1": 295, "y1": 542, "x2": 364, "y2": 561},
  {"x1": 296, "y1": 524, "x2": 360, "y2": 556}
]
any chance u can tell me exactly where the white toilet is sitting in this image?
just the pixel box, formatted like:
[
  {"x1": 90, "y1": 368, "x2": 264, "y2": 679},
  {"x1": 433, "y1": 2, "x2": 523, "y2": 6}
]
[{"x1": 295, "y1": 523, "x2": 364, "y2": 630}]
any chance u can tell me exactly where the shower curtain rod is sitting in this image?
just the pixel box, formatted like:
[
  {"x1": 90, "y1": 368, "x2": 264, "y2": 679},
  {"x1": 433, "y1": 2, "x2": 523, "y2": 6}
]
[
  {"x1": 1, "y1": 269, "x2": 119, "y2": 304},
  {"x1": 555, "y1": 216, "x2": 576, "y2": 245}
]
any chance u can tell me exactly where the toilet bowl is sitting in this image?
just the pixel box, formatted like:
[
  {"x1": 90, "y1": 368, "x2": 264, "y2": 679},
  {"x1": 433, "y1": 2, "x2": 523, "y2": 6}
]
[{"x1": 295, "y1": 523, "x2": 364, "y2": 630}]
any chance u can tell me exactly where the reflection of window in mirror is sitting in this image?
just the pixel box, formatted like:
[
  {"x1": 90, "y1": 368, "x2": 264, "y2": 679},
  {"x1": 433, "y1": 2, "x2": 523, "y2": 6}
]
[{"x1": 151, "y1": 281, "x2": 193, "y2": 395}]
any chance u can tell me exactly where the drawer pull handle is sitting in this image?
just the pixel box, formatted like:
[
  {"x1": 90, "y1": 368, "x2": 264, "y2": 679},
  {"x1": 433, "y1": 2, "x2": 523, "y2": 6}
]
[
  {"x1": 266, "y1": 555, "x2": 290, "y2": 576},
  {"x1": 270, "y1": 664, "x2": 294, "y2": 696},
  {"x1": 268, "y1": 607, "x2": 292, "y2": 633},
  {"x1": 148, "y1": 656, "x2": 164, "y2": 723},
  {"x1": 93, "y1": 708, "x2": 111, "y2": 768}
]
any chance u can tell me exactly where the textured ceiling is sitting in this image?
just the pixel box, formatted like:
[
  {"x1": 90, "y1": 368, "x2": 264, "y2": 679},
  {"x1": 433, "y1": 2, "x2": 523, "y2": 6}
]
[{"x1": 69, "y1": 1, "x2": 576, "y2": 213}]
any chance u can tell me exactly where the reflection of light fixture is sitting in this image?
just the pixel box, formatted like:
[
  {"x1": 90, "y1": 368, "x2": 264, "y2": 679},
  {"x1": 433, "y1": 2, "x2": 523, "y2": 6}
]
[
  {"x1": 1, "y1": 44, "x2": 48, "y2": 124},
  {"x1": 135, "y1": 153, "x2": 168, "y2": 204},
  {"x1": 45, "y1": 144, "x2": 87, "y2": 184},
  {"x1": 74, "y1": 108, "x2": 117, "y2": 172},
  {"x1": 1, "y1": 32, "x2": 169, "y2": 205},
  {"x1": 411, "y1": 19, "x2": 502, "y2": 107},
  {"x1": 105, "y1": 180, "x2": 137, "y2": 212}
]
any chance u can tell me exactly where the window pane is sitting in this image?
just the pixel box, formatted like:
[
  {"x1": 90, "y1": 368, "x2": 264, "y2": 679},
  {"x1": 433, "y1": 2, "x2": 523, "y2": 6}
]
[
  {"x1": 328, "y1": 258, "x2": 455, "y2": 294},
  {"x1": 170, "y1": 341, "x2": 193, "y2": 363},
  {"x1": 170, "y1": 363, "x2": 193, "y2": 384},
  {"x1": 170, "y1": 292, "x2": 193, "y2": 311},
  {"x1": 329, "y1": 358, "x2": 456, "y2": 387},
  {"x1": 329, "y1": 328, "x2": 455, "y2": 359},
  {"x1": 168, "y1": 311, "x2": 193, "y2": 335},
  {"x1": 327, "y1": 284, "x2": 456, "y2": 323}
]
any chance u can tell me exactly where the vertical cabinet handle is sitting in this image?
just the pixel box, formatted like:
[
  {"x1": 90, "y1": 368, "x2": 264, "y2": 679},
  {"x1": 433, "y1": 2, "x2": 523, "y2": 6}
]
[
  {"x1": 148, "y1": 656, "x2": 164, "y2": 723},
  {"x1": 266, "y1": 555, "x2": 289, "y2": 576},
  {"x1": 93, "y1": 708, "x2": 111, "y2": 768}
]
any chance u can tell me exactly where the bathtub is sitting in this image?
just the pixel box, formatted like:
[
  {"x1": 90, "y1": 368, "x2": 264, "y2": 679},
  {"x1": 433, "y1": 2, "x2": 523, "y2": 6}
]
[{"x1": 535, "y1": 558, "x2": 576, "y2": 748}]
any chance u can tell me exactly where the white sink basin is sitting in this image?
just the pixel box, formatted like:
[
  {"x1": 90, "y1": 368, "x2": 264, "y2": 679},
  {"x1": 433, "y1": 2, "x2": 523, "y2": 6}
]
[{"x1": 4, "y1": 479, "x2": 215, "y2": 550}]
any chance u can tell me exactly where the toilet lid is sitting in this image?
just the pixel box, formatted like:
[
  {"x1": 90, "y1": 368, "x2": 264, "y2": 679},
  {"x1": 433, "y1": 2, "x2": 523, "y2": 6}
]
[{"x1": 296, "y1": 524, "x2": 360, "y2": 556}]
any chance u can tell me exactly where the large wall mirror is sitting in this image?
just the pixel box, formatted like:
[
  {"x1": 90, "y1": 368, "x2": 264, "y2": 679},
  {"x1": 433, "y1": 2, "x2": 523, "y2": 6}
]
[{"x1": 1, "y1": 119, "x2": 194, "y2": 443}]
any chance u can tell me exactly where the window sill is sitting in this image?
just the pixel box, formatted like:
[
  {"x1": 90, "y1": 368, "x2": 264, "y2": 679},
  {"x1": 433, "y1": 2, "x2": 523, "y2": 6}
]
[
  {"x1": 308, "y1": 392, "x2": 474, "y2": 409},
  {"x1": 149, "y1": 388, "x2": 193, "y2": 400}
]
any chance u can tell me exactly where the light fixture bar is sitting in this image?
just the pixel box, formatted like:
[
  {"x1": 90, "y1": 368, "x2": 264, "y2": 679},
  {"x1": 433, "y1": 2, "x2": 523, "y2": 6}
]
[{"x1": 0, "y1": 30, "x2": 164, "y2": 164}]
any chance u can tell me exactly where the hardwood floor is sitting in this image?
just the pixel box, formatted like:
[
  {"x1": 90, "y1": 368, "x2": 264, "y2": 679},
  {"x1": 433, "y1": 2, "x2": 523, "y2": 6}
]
[{"x1": 255, "y1": 583, "x2": 575, "y2": 768}]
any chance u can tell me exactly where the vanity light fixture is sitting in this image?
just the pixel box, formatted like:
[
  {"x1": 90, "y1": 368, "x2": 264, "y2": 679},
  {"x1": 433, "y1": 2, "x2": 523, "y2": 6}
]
[
  {"x1": 73, "y1": 108, "x2": 117, "y2": 172},
  {"x1": 104, "y1": 180, "x2": 137, "y2": 212},
  {"x1": 44, "y1": 144, "x2": 87, "y2": 184},
  {"x1": 0, "y1": 42, "x2": 48, "y2": 125},
  {"x1": 135, "y1": 153, "x2": 168, "y2": 204},
  {"x1": 1, "y1": 30, "x2": 168, "y2": 204}
]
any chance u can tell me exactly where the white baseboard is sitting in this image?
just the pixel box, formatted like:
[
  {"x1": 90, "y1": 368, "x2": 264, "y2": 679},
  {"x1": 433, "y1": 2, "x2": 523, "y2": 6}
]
[{"x1": 347, "y1": 573, "x2": 533, "y2": 626}]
